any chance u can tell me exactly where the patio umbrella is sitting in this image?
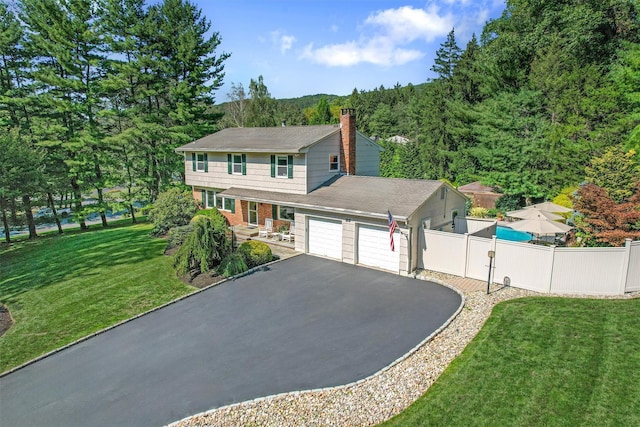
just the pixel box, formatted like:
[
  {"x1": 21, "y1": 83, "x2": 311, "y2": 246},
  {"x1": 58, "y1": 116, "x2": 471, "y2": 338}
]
[
  {"x1": 508, "y1": 217, "x2": 573, "y2": 236},
  {"x1": 506, "y1": 208, "x2": 564, "y2": 221},
  {"x1": 524, "y1": 201, "x2": 572, "y2": 213}
]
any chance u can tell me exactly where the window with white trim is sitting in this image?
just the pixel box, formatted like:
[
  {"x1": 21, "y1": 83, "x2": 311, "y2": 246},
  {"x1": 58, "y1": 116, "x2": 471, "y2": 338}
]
[
  {"x1": 197, "y1": 154, "x2": 207, "y2": 172},
  {"x1": 232, "y1": 154, "x2": 242, "y2": 174},
  {"x1": 206, "y1": 190, "x2": 216, "y2": 208},
  {"x1": 276, "y1": 155, "x2": 288, "y2": 178},
  {"x1": 329, "y1": 154, "x2": 339, "y2": 171}
]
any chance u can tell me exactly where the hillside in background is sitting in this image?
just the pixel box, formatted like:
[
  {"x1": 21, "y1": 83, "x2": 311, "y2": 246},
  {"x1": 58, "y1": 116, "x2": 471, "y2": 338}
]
[{"x1": 218, "y1": 0, "x2": 639, "y2": 206}]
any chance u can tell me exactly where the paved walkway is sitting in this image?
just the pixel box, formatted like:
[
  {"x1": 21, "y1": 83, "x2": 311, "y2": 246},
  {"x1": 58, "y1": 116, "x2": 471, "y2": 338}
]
[
  {"x1": 446, "y1": 277, "x2": 487, "y2": 292},
  {"x1": 0, "y1": 255, "x2": 461, "y2": 427}
]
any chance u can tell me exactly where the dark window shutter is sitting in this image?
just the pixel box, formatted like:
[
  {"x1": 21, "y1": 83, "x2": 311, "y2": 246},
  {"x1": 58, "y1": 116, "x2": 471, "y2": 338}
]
[
  {"x1": 192, "y1": 153, "x2": 196, "y2": 171},
  {"x1": 230, "y1": 199, "x2": 235, "y2": 214},
  {"x1": 227, "y1": 154, "x2": 232, "y2": 174},
  {"x1": 272, "y1": 204, "x2": 277, "y2": 219},
  {"x1": 241, "y1": 154, "x2": 247, "y2": 175},
  {"x1": 270, "y1": 155, "x2": 275, "y2": 177},
  {"x1": 287, "y1": 155, "x2": 293, "y2": 179},
  {"x1": 204, "y1": 153, "x2": 208, "y2": 172},
  {"x1": 201, "y1": 189, "x2": 205, "y2": 207}
]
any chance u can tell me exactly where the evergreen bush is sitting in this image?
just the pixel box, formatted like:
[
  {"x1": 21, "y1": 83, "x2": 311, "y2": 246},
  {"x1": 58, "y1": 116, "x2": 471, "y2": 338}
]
[
  {"x1": 173, "y1": 216, "x2": 230, "y2": 276},
  {"x1": 469, "y1": 207, "x2": 490, "y2": 218},
  {"x1": 193, "y1": 208, "x2": 228, "y2": 230},
  {"x1": 148, "y1": 188, "x2": 197, "y2": 236},
  {"x1": 218, "y1": 253, "x2": 248, "y2": 277},
  {"x1": 237, "y1": 240, "x2": 273, "y2": 268},
  {"x1": 166, "y1": 224, "x2": 193, "y2": 249}
]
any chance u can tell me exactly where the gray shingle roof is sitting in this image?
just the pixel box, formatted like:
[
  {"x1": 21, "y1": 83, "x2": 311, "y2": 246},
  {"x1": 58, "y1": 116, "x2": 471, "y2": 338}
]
[
  {"x1": 221, "y1": 176, "x2": 444, "y2": 220},
  {"x1": 175, "y1": 125, "x2": 340, "y2": 153}
]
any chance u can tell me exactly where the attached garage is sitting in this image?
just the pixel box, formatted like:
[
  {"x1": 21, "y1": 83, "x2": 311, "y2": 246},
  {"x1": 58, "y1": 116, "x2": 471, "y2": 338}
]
[
  {"x1": 357, "y1": 225, "x2": 400, "y2": 272},
  {"x1": 308, "y1": 217, "x2": 343, "y2": 260}
]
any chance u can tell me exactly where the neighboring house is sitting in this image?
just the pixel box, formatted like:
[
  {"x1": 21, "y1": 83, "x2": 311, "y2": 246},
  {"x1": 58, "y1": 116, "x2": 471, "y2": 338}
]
[
  {"x1": 457, "y1": 181, "x2": 502, "y2": 209},
  {"x1": 386, "y1": 135, "x2": 410, "y2": 145},
  {"x1": 176, "y1": 109, "x2": 467, "y2": 275}
]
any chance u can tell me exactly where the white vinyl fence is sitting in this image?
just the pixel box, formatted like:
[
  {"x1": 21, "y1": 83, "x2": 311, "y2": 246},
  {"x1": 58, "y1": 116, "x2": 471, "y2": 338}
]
[{"x1": 421, "y1": 229, "x2": 640, "y2": 296}]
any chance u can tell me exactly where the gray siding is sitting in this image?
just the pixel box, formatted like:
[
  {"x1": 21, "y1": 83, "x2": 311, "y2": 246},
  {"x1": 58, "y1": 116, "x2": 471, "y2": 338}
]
[
  {"x1": 184, "y1": 152, "x2": 307, "y2": 194},
  {"x1": 305, "y1": 133, "x2": 341, "y2": 191},
  {"x1": 355, "y1": 133, "x2": 381, "y2": 176},
  {"x1": 407, "y1": 183, "x2": 467, "y2": 272}
]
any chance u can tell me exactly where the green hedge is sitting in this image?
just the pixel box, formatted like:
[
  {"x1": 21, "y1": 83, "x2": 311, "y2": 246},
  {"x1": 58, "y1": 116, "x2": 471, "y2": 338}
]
[{"x1": 237, "y1": 240, "x2": 273, "y2": 268}]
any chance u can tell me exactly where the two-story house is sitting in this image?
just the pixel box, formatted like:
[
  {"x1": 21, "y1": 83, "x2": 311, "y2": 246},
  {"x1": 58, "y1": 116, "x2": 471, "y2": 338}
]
[{"x1": 176, "y1": 109, "x2": 467, "y2": 275}]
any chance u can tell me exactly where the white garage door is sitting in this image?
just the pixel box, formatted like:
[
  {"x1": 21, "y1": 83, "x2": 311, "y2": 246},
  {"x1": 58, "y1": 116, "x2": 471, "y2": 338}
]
[
  {"x1": 358, "y1": 225, "x2": 400, "y2": 272},
  {"x1": 308, "y1": 218, "x2": 343, "y2": 260}
]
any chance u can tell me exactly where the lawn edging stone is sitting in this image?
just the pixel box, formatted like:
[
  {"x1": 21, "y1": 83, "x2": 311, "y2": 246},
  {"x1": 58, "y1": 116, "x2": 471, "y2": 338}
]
[{"x1": 169, "y1": 275, "x2": 466, "y2": 427}]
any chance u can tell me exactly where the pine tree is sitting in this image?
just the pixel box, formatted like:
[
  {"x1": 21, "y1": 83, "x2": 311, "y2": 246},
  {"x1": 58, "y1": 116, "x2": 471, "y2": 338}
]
[
  {"x1": 431, "y1": 29, "x2": 461, "y2": 81},
  {"x1": 20, "y1": 0, "x2": 111, "y2": 229}
]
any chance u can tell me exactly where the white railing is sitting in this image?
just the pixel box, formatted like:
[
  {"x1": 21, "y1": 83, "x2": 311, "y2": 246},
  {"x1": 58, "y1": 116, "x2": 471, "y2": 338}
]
[{"x1": 421, "y1": 229, "x2": 639, "y2": 296}]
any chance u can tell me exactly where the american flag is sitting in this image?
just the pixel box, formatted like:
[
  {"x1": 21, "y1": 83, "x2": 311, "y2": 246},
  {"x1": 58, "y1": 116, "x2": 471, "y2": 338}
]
[{"x1": 387, "y1": 210, "x2": 397, "y2": 252}]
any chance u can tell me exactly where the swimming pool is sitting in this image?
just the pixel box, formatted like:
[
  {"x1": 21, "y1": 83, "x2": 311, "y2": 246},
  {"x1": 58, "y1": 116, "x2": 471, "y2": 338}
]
[{"x1": 496, "y1": 225, "x2": 532, "y2": 242}]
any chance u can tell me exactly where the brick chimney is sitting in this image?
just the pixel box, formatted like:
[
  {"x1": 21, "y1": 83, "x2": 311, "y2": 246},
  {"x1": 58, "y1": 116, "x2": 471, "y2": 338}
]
[{"x1": 340, "y1": 108, "x2": 356, "y2": 175}]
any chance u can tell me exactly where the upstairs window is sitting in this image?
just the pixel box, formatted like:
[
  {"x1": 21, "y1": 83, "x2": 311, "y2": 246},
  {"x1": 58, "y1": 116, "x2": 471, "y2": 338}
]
[
  {"x1": 271, "y1": 155, "x2": 293, "y2": 179},
  {"x1": 227, "y1": 154, "x2": 246, "y2": 175},
  {"x1": 191, "y1": 153, "x2": 208, "y2": 172},
  {"x1": 277, "y1": 156, "x2": 288, "y2": 178},
  {"x1": 232, "y1": 154, "x2": 242, "y2": 174},
  {"x1": 329, "y1": 154, "x2": 339, "y2": 171}
]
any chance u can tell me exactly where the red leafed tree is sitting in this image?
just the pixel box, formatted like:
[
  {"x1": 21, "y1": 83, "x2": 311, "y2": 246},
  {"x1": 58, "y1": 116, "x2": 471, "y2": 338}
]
[{"x1": 572, "y1": 183, "x2": 640, "y2": 247}]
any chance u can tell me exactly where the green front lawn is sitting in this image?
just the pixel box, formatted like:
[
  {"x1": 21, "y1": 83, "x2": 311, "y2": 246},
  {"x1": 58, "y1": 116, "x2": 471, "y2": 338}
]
[
  {"x1": 0, "y1": 221, "x2": 193, "y2": 373},
  {"x1": 382, "y1": 297, "x2": 640, "y2": 426}
]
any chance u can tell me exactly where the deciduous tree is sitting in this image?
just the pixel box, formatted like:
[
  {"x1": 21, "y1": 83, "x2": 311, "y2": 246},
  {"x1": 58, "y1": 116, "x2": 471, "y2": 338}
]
[{"x1": 572, "y1": 183, "x2": 640, "y2": 247}]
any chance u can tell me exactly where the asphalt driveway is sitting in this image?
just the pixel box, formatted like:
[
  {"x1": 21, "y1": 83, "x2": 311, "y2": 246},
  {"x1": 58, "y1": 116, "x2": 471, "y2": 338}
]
[{"x1": 0, "y1": 255, "x2": 461, "y2": 427}]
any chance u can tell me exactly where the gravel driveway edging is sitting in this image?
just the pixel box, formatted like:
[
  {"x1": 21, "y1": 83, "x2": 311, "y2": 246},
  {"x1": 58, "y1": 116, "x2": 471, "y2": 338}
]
[
  {"x1": 169, "y1": 274, "x2": 521, "y2": 427},
  {"x1": 173, "y1": 278, "x2": 637, "y2": 427},
  {"x1": 169, "y1": 277, "x2": 465, "y2": 427}
]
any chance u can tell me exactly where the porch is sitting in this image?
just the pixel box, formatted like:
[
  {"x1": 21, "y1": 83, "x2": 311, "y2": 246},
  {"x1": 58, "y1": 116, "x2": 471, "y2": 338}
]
[{"x1": 231, "y1": 224, "x2": 296, "y2": 251}]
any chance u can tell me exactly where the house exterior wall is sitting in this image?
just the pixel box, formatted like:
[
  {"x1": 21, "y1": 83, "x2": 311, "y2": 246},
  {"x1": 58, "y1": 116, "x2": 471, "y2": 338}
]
[
  {"x1": 184, "y1": 152, "x2": 307, "y2": 194},
  {"x1": 305, "y1": 133, "x2": 342, "y2": 191},
  {"x1": 355, "y1": 133, "x2": 381, "y2": 176},
  {"x1": 407, "y1": 183, "x2": 468, "y2": 272},
  {"x1": 295, "y1": 208, "x2": 410, "y2": 275}
]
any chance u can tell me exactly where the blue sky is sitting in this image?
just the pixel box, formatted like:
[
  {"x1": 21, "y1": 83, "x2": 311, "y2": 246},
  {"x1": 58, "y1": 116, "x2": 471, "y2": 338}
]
[{"x1": 196, "y1": 0, "x2": 506, "y2": 100}]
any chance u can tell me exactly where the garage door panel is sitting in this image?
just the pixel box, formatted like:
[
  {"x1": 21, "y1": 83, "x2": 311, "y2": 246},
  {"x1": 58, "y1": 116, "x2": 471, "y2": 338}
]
[
  {"x1": 308, "y1": 218, "x2": 342, "y2": 260},
  {"x1": 358, "y1": 225, "x2": 400, "y2": 272}
]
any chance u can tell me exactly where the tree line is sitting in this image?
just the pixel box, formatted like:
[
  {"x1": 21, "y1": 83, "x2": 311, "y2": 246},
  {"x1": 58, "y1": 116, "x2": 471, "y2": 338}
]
[
  {"x1": 0, "y1": 0, "x2": 229, "y2": 241},
  {"x1": 2, "y1": 0, "x2": 638, "y2": 246},
  {"x1": 223, "y1": 0, "x2": 639, "y2": 207},
  {"x1": 219, "y1": 0, "x2": 639, "y2": 246}
]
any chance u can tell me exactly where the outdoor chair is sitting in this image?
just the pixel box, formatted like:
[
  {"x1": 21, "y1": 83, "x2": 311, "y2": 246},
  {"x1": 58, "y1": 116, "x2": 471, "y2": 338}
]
[
  {"x1": 259, "y1": 218, "x2": 273, "y2": 238},
  {"x1": 281, "y1": 223, "x2": 295, "y2": 242}
]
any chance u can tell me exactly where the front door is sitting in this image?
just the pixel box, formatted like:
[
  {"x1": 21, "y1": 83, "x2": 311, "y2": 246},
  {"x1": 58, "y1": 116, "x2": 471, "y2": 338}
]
[{"x1": 248, "y1": 201, "x2": 258, "y2": 226}]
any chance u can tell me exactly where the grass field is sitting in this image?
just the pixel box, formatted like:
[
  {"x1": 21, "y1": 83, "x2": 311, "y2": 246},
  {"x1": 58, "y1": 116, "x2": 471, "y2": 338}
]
[
  {"x1": 381, "y1": 297, "x2": 640, "y2": 427},
  {"x1": 0, "y1": 220, "x2": 194, "y2": 373}
]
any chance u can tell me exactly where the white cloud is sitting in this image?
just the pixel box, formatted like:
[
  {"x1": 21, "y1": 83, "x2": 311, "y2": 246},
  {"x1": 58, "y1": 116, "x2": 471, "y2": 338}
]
[
  {"x1": 301, "y1": 37, "x2": 423, "y2": 67},
  {"x1": 300, "y1": 5, "x2": 451, "y2": 67},
  {"x1": 279, "y1": 35, "x2": 296, "y2": 54},
  {"x1": 270, "y1": 31, "x2": 296, "y2": 54},
  {"x1": 364, "y1": 5, "x2": 453, "y2": 43}
]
